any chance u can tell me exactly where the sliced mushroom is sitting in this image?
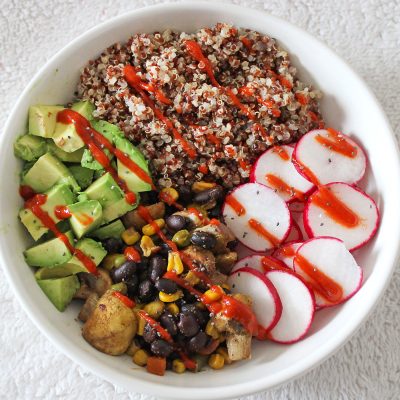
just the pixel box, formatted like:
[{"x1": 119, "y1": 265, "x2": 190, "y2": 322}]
[
  {"x1": 78, "y1": 293, "x2": 99, "y2": 322},
  {"x1": 122, "y1": 202, "x2": 165, "y2": 230},
  {"x1": 215, "y1": 252, "x2": 238, "y2": 275},
  {"x1": 82, "y1": 268, "x2": 112, "y2": 297},
  {"x1": 226, "y1": 332, "x2": 252, "y2": 361},
  {"x1": 181, "y1": 245, "x2": 216, "y2": 276}
]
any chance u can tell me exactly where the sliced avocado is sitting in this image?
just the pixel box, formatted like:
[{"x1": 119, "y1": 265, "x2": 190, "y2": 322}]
[
  {"x1": 37, "y1": 275, "x2": 80, "y2": 311},
  {"x1": 84, "y1": 172, "x2": 124, "y2": 208},
  {"x1": 24, "y1": 231, "x2": 74, "y2": 267},
  {"x1": 115, "y1": 136, "x2": 152, "y2": 193},
  {"x1": 47, "y1": 141, "x2": 84, "y2": 163},
  {"x1": 14, "y1": 135, "x2": 47, "y2": 161},
  {"x1": 94, "y1": 169, "x2": 105, "y2": 180},
  {"x1": 89, "y1": 219, "x2": 125, "y2": 240},
  {"x1": 21, "y1": 153, "x2": 80, "y2": 193},
  {"x1": 52, "y1": 101, "x2": 94, "y2": 153},
  {"x1": 29, "y1": 105, "x2": 64, "y2": 138},
  {"x1": 19, "y1": 184, "x2": 76, "y2": 241},
  {"x1": 69, "y1": 165, "x2": 94, "y2": 190},
  {"x1": 102, "y1": 196, "x2": 137, "y2": 224},
  {"x1": 36, "y1": 238, "x2": 106, "y2": 278},
  {"x1": 80, "y1": 120, "x2": 117, "y2": 170},
  {"x1": 68, "y1": 200, "x2": 102, "y2": 238}
]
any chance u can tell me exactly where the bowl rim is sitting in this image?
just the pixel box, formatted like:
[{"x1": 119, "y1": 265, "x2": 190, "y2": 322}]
[{"x1": 2, "y1": 2, "x2": 400, "y2": 399}]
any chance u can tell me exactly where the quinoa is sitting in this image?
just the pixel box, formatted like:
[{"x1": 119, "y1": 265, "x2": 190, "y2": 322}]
[{"x1": 77, "y1": 23, "x2": 323, "y2": 189}]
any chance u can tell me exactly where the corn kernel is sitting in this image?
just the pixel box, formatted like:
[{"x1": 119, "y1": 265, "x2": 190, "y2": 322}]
[
  {"x1": 142, "y1": 219, "x2": 165, "y2": 236},
  {"x1": 167, "y1": 252, "x2": 184, "y2": 275},
  {"x1": 137, "y1": 313, "x2": 146, "y2": 336},
  {"x1": 184, "y1": 271, "x2": 200, "y2": 286},
  {"x1": 121, "y1": 227, "x2": 141, "y2": 245},
  {"x1": 203, "y1": 286, "x2": 223, "y2": 303},
  {"x1": 172, "y1": 359, "x2": 186, "y2": 374},
  {"x1": 101, "y1": 254, "x2": 126, "y2": 271},
  {"x1": 133, "y1": 349, "x2": 148, "y2": 367},
  {"x1": 192, "y1": 181, "x2": 217, "y2": 193},
  {"x1": 159, "y1": 290, "x2": 182, "y2": 303},
  {"x1": 160, "y1": 187, "x2": 179, "y2": 202},
  {"x1": 208, "y1": 353, "x2": 225, "y2": 370},
  {"x1": 126, "y1": 341, "x2": 140, "y2": 357},
  {"x1": 205, "y1": 320, "x2": 220, "y2": 340},
  {"x1": 167, "y1": 303, "x2": 179, "y2": 315},
  {"x1": 216, "y1": 347, "x2": 233, "y2": 365},
  {"x1": 143, "y1": 300, "x2": 165, "y2": 319},
  {"x1": 140, "y1": 235, "x2": 158, "y2": 257}
]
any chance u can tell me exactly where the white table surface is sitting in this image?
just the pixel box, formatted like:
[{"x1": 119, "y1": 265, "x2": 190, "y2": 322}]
[{"x1": 1, "y1": 0, "x2": 399, "y2": 399}]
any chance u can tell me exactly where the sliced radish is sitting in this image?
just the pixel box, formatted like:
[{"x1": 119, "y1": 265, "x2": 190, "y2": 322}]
[
  {"x1": 265, "y1": 270, "x2": 315, "y2": 344},
  {"x1": 289, "y1": 200, "x2": 306, "y2": 213},
  {"x1": 304, "y1": 182, "x2": 379, "y2": 250},
  {"x1": 292, "y1": 210, "x2": 308, "y2": 240},
  {"x1": 272, "y1": 241, "x2": 303, "y2": 270},
  {"x1": 228, "y1": 267, "x2": 282, "y2": 332},
  {"x1": 222, "y1": 183, "x2": 291, "y2": 252},
  {"x1": 293, "y1": 237, "x2": 363, "y2": 307},
  {"x1": 292, "y1": 129, "x2": 367, "y2": 185},
  {"x1": 284, "y1": 219, "x2": 303, "y2": 243},
  {"x1": 231, "y1": 255, "x2": 289, "y2": 274},
  {"x1": 250, "y1": 145, "x2": 315, "y2": 202}
]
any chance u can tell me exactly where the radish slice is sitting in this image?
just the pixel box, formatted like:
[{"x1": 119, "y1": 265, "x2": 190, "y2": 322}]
[
  {"x1": 265, "y1": 270, "x2": 315, "y2": 344},
  {"x1": 272, "y1": 241, "x2": 303, "y2": 270},
  {"x1": 304, "y1": 182, "x2": 379, "y2": 250},
  {"x1": 222, "y1": 183, "x2": 291, "y2": 252},
  {"x1": 231, "y1": 255, "x2": 288, "y2": 274},
  {"x1": 284, "y1": 219, "x2": 303, "y2": 243},
  {"x1": 289, "y1": 200, "x2": 306, "y2": 213},
  {"x1": 228, "y1": 267, "x2": 282, "y2": 332},
  {"x1": 292, "y1": 129, "x2": 367, "y2": 185},
  {"x1": 250, "y1": 145, "x2": 315, "y2": 202},
  {"x1": 292, "y1": 210, "x2": 308, "y2": 240},
  {"x1": 293, "y1": 237, "x2": 363, "y2": 307}
]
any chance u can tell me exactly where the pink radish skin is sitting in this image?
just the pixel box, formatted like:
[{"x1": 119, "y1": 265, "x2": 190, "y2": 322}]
[
  {"x1": 265, "y1": 270, "x2": 315, "y2": 344},
  {"x1": 304, "y1": 182, "x2": 380, "y2": 251},
  {"x1": 250, "y1": 145, "x2": 315, "y2": 203},
  {"x1": 293, "y1": 237, "x2": 363, "y2": 308},
  {"x1": 289, "y1": 200, "x2": 306, "y2": 214},
  {"x1": 292, "y1": 129, "x2": 367, "y2": 185},
  {"x1": 292, "y1": 210, "x2": 309, "y2": 241},
  {"x1": 284, "y1": 219, "x2": 303, "y2": 243},
  {"x1": 228, "y1": 267, "x2": 282, "y2": 332},
  {"x1": 222, "y1": 183, "x2": 292, "y2": 252},
  {"x1": 272, "y1": 241, "x2": 303, "y2": 270}
]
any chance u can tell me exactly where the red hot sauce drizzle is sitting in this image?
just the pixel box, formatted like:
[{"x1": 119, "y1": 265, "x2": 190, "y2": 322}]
[
  {"x1": 112, "y1": 291, "x2": 136, "y2": 308},
  {"x1": 184, "y1": 40, "x2": 270, "y2": 141},
  {"x1": 248, "y1": 218, "x2": 281, "y2": 248},
  {"x1": 315, "y1": 128, "x2": 358, "y2": 158},
  {"x1": 224, "y1": 193, "x2": 246, "y2": 216},
  {"x1": 295, "y1": 254, "x2": 343, "y2": 303},
  {"x1": 265, "y1": 174, "x2": 305, "y2": 201},
  {"x1": 261, "y1": 256, "x2": 289, "y2": 272},
  {"x1": 123, "y1": 65, "x2": 197, "y2": 159},
  {"x1": 24, "y1": 194, "x2": 98, "y2": 275},
  {"x1": 311, "y1": 186, "x2": 360, "y2": 228}
]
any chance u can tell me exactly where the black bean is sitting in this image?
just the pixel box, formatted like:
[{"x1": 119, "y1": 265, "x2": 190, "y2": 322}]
[
  {"x1": 139, "y1": 269, "x2": 149, "y2": 282},
  {"x1": 178, "y1": 313, "x2": 200, "y2": 337},
  {"x1": 227, "y1": 239, "x2": 239, "y2": 250},
  {"x1": 143, "y1": 323, "x2": 157, "y2": 343},
  {"x1": 187, "y1": 331, "x2": 208, "y2": 353},
  {"x1": 102, "y1": 237, "x2": 123, "y2": 253},
  {"x1": 155, "y1": 278, "x2": 178, "y2": 294},
  {"x1": 158, "y1": 242, "x2": 172, "y2": 256},
  {"x1": 151, "y1": 339, "x2": 174, "y2": 358},
  {"x1": 138, "y1": 279, "x2": 155, "y2": 302},
  {"x1": 190, "y1": 231, "x2": 217, "y2": 250},
  {"x1": 208, "y1": 204, "x2": 222, "y2": 219},
  {"x1": 183, "y1": 291, "x2": 197, "y2": 303},
  {"x1": 149, "y1": 255, "x2": 167, "y2": 283},
  {"x1": 160, "y1": 312, "x2": 178, "y2": 336},
  {"x1": 193, "y1": 186, "x2": 224, "y2": 205},
  {"x1": 181, "y1": 304, "x2": 208, "y2": 327},
  {"x1": 110, "y1": 261, "x2": 137, "y2": 283},
  {"x1": 125, "y1": 275, "x2": 139, "y2": 297},
  {"x1": 179, "y1": 185, "x2": 192, "y2": 204},
  {"x1": 166, "y1": 214, "x2": 188, "y2": 232},
  {"x1": 139, "y1": 190, "x2": 159, "y2": 205}
]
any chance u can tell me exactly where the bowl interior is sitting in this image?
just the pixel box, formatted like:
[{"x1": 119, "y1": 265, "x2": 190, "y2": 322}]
[{"x1": 1, "y1": 3, "x2": 399, "y2": 399}]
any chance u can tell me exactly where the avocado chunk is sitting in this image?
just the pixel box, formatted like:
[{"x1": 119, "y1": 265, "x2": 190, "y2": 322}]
[
  {"x1": 68, "y1": 200, "x2": 102, "y2": 238},
  {"x1": 52, "y1": 101, "x2": 94, "y2": 153},
  {"x1": 47, "y1": 141, "x2": 84, "y2": 163},
  {"x1": 14, "y1": 135, "x2": 47, "y2": 161},
  {"x1": 37, "y1": 275, "x2": 80, "y2": 311},
  {"x1": 69, "y1": 165, "x2": 94, "y2": 190},
  {"x1": 102, "y1": 196, "x2": 138, "y2": 224},
  {"x1": 89, "y1": 219, "x2": 125, "y2": 240},
  {"x1": 115, "y1": 136, "x2": 152, "y2": 193},
  {"x1": 21, "y1": 153, "x2": 80, "y2": 193},
  {"x1": 24, "y1": 231, "x2": 74, "y2": 267},
  {"x1": 29, "y1": 105, "x2": 64, "y2": 138},
  {"x1": 19, "y1": 184, "x2": 76, "y2": 241},
  {"x1": 80, "y1": 119, "x2": 118, "y2": 170},
  {"x1": 36, "y1": 237, "x2": 107, "y2": 278}
]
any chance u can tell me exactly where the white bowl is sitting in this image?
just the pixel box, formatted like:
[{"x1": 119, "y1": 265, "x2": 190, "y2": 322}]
[{"x1": 1, "y1": 3, "x2": 399, "y2": 399}]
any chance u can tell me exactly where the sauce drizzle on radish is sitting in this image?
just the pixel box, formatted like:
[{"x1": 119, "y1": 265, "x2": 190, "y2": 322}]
[
  {"x1": 248, "y1": 218, "x2": 281, "y2": 247},
  {"x1": 224, "y1": 193, "x2": 246, "y2": 216},
  {"x1": 261, "y1": 256, "x2": 289, "y2": 272},
  {"x1": 315, "y1": 128, "x2": 357, "y2": 158},
  {"x1": 265, "y1": 174, "x2": 305, "y2": 201}
]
